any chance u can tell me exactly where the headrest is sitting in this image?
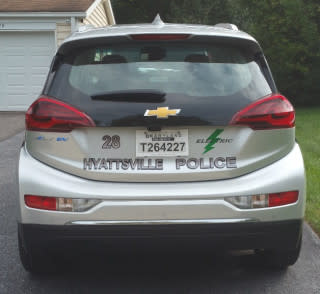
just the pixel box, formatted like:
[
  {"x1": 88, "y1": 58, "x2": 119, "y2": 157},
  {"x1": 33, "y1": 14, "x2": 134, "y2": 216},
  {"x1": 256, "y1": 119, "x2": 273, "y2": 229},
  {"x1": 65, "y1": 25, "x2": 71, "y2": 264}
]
[
  {"x1": 102, "y1": 54, "x2": 127, "y2": 64},
  {"x1": 184, "y1": 54, "x2": 210, "y2": 63}
]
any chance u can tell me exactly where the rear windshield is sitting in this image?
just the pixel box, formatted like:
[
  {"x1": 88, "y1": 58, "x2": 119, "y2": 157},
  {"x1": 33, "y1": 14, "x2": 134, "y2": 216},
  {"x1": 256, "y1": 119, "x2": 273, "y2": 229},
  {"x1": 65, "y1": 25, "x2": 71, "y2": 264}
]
[{"x1": 48, "y1": 42, "x2": 272, "y2": 101}]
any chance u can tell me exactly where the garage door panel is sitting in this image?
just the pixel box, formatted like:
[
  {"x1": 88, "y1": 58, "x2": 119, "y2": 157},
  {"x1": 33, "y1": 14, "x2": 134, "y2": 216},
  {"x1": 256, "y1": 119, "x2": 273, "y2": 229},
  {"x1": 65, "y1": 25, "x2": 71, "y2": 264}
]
[
  {"x1": 31, "y1": 56, "x2": 52, "y2": 66},
  {"x1": 31, "y1": 46, "x2": 53, "y2": 54},
  {"x1": 7, "y1": 66, "x2": 24, "y2": 72},
  {"x1": 2, "y1": 47, "x2": 25, "y2": 55},
  {"x1": 31, "y1": 67, "x2": 49, "y2": 75},
  {"x1": 8, "y1": 85, "x2": 26, "y2": 92},
  {"x1": 31, "y1": 85, "x2": 43, "y2": 94},
  {"x1": 7, "y1": 56, "x2": 25, "y2": 66},
  {"x1": 8, "y1": 94, "x2": 30, "y2": 108},
  {"x1": 7, "y1": 73, "x2": 25, "y2": 84},
  {"x1": 0, "y1": 31, "x2": 55, "y2": 111},
  {"x1": 32, "y1": 73, "x2": 46, "y2": 90}
]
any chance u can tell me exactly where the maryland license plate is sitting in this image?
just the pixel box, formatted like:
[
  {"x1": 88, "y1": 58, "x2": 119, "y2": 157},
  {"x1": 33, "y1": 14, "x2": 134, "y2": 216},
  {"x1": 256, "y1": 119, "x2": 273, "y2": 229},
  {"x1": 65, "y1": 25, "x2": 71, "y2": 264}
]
[{"x1": 136, "y1": 129, "x2": 189, "y2": 157}]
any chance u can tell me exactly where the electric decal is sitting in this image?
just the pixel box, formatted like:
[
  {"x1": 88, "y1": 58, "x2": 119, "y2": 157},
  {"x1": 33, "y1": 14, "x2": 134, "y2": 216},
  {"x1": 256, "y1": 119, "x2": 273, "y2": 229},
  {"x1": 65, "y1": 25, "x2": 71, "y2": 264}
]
[{"x1": 203, "y1": 129, "x2": 224, "y2": 154}]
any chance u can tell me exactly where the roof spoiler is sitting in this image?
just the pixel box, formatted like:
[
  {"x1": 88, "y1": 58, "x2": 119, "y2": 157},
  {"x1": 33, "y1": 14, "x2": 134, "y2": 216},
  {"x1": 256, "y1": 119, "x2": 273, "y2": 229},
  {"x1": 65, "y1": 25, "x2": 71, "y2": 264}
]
[{"x1": 214, "y1": 23, "x2": 239, "y2": 31}]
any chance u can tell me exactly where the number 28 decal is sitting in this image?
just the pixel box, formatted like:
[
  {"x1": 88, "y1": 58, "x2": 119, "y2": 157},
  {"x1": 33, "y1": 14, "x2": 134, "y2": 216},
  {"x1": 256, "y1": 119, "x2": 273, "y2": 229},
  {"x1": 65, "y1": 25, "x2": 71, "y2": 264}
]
[{"x1": 102, "y1": 135, "x2": 120, "y2": 149}]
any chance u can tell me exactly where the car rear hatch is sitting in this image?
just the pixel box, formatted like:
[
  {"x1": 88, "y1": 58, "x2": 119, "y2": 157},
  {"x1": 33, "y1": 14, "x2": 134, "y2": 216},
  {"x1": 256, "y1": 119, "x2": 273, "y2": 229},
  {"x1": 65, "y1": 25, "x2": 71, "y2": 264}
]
[{"x1": 24, "y1": 33, "x2": 295, "y2": 182}]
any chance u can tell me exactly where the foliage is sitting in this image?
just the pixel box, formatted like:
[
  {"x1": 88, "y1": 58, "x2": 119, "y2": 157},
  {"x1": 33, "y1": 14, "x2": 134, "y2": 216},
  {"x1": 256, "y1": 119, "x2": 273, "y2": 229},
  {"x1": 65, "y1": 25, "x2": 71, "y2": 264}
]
[
  {"x1": 296, "y1": 108, "x2": 320, "y2": 235},
  {"x1": 166, "y1": 0, "x2": 230, "y2": 24},
  {"x1": 233, "y1": 0, "x2": 320, "y2": 105},
  {"x1": 111, "y1": 0, "x2": 171, "y2": 23},
  {"x1": 111, "y1": 0, "x2": 231, "y2": 25}
]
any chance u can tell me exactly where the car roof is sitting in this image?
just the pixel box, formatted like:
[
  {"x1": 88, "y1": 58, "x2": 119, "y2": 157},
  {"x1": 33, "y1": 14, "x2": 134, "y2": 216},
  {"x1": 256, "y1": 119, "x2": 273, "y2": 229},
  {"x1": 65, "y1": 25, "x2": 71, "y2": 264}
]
[{"x1": 62, "y1": 15, "x2": 257, "y2": 45}]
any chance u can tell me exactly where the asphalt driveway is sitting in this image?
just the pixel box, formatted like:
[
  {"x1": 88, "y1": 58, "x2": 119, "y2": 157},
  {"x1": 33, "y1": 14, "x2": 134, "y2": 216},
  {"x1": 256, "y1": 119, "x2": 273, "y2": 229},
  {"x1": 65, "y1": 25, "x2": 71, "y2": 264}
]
[
  {"x1": 0, "y1": 112, "x2": 25, "y2": 142},
  {"x1": 0, "y1": 131, "x2": 319, "y2": 294}
]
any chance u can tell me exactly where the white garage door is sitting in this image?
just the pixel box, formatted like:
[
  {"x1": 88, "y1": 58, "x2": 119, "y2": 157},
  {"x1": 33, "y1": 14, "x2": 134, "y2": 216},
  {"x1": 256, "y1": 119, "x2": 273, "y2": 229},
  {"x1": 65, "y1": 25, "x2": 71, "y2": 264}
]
[{"x1": 0, "y1": 31, "x2": 55, "y2": 111}]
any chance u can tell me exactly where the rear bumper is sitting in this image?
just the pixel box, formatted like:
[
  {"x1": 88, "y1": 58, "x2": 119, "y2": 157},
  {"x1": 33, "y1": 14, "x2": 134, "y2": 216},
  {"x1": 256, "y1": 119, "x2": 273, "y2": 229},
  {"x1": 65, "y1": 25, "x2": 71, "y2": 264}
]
[
  {"x1": 18, "y1": 143, "x2": 306, "y2": 225},
  {"x1": 19, "y1": 220, "x2": 303, "y2": 252}
]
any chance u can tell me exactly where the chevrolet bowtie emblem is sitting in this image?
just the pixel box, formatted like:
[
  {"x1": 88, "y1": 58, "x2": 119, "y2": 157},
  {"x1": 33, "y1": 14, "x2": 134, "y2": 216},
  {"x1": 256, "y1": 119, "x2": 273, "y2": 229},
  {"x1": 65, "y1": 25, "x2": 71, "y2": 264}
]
[{"x1": 144, "y1": 107, "x2": 181, "y2": 119}]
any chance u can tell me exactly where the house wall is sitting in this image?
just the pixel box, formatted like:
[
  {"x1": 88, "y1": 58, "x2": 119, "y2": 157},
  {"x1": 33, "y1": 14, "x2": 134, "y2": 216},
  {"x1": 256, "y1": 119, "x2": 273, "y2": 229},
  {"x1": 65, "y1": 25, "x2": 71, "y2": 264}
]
[
  {"x1": 56, "y1": 22, "x2": 71, "y2": 46},
  {"x1": 83, "y1": 2, "x2": 109, "y2": 27}
]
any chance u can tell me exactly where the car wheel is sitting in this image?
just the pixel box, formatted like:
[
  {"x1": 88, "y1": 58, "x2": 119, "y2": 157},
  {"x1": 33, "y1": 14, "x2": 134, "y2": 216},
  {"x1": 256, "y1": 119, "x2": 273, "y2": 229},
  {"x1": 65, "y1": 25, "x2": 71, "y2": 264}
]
[
  {"x1": 18, "y1": 226, "x2": 56, "y2": 273},
  {"x1": 256, "y1": 235, "x2": 302, "y2": 269}
]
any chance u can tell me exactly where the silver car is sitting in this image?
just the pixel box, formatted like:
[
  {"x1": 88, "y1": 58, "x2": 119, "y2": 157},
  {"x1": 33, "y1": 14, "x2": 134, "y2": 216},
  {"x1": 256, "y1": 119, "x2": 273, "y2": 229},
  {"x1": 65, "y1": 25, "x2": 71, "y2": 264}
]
[{"x1": 18, "y1": 17, "x2": 306, "y2": 272}]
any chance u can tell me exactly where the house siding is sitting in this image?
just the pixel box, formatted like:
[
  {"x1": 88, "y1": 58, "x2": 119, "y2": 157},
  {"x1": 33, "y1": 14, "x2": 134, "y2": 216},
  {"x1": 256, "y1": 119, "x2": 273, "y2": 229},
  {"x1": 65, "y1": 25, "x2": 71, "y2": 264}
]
[
  {"x1": 56, "y1": 22, "x2": 71, "y2": 46},
  {"x1": 83, "y1": 2, "x2": 108, "y2": 27}
]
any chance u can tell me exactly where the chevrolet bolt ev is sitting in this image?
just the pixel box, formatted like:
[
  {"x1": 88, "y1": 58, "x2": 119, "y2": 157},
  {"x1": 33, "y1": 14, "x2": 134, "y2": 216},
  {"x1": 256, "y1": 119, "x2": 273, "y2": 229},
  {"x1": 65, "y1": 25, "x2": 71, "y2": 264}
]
[{"x1": 18, "y1": 18, "x2": 306, "y2": 272}]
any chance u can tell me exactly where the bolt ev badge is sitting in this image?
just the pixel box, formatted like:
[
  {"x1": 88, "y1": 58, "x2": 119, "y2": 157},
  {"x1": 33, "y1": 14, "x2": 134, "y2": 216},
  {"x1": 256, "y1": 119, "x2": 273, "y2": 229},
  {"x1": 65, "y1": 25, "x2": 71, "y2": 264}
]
[{"x1": 144, "y1": 107, "x2": 181, "y2": 119}]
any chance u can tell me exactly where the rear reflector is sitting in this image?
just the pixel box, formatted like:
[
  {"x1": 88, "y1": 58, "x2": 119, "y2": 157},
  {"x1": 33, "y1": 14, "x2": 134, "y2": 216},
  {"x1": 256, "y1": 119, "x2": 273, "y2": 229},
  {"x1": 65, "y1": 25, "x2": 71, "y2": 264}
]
[
  {"x1": 225, "y1": 191, "x2": 299, "y2": 209},
  {"x1": 230, "y1": 94, "x2": 295, "y2": 130},
  {"x1": 25, "y1": 195, "x2": 56, "y2": 211},
  {"x1": 269, "y1": 191, "x2": 299, "y2": 207},
  {"x1": 26, "y1": 96, "x2": 95, "y2": 132},
  {"x1": 24, "y1": 195, "x2": 100, "y2": 212},
  {"x1": 130, "y1": 34, "x2": 190, "y2": 41}
]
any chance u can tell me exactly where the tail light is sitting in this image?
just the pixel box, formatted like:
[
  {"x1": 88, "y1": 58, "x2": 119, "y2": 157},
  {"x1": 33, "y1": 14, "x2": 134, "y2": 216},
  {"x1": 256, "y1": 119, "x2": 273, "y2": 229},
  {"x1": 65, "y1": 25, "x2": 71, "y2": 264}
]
[
  {"x1": 24, "y1": 195, "x2": 100, "y2": 212},
  {"x1": 26, "y1": 96, "x2": 95, "y2": 132},
  {"x1": 225, "y1": 191, "x2": 299, "y2": 209},
  {"x1": 130, "y1": 34, "x2": 190, "y2": 41},
  {"x1": 25, "y1": 195, "x2": 56, "y2": 211},
  {"x1": 268, "y1": 191, "x2": 299, "y2": 207},
  {"x1": 230, "y1": 94, "x2": 295, "y2": 130}
]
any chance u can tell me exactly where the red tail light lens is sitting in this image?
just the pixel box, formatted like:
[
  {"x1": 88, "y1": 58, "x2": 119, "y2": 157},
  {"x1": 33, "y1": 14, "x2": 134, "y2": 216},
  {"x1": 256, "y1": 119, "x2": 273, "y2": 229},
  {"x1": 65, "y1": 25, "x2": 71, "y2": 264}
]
[
  {"x1": 130, "y1": 34, "x2": 190, "y2": 41},
  {"x1": 24, "y1": 195, "x2": 100, "y2": 212},
  {"x1": 269, "y1": 191, "x2": 299, "y2": 207},
  {"x1": 225, "y1": 190, "x2": 299, "y2": 209},
  {"x1": 26, "y1": 96, "x2": 95, "y2": 132},
  {"x1": 230, "y1": 94, "x2": 295, "y2": 130},
  {"x1": 25, "y1": 195, "x2": 57, "y2": 211}
]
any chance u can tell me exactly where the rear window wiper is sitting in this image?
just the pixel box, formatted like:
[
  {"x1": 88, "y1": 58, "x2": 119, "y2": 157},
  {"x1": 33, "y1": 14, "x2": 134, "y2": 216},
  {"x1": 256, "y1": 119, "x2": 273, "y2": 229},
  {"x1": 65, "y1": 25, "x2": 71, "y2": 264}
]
[{"x1": 91, "y1": 90, "x2": 166, "y2": 103}]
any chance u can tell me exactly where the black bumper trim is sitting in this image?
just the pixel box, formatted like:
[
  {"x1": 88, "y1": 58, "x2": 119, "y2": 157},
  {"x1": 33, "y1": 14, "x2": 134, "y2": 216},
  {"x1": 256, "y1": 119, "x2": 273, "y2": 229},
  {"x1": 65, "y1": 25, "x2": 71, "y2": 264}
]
[{"x1": 18, "y1": 220, "x2": 303, "y2": 252}]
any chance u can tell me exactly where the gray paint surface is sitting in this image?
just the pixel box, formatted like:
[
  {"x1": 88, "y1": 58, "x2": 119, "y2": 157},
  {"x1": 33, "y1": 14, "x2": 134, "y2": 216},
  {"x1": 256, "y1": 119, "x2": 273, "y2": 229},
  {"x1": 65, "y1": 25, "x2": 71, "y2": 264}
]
[
  {"x1": 0, "y1": 133, "x2": 319, "y2": 293},
  {"x1": 63, "y1": 22, "x2": 257, "y2": 45}
]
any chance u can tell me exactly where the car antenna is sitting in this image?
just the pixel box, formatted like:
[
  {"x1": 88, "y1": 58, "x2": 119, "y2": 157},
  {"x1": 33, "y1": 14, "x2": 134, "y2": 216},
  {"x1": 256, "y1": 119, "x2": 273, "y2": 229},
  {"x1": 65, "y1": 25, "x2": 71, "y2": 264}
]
[{"x1": 152, "y1": 14, "x2": 164, "y2": 26}]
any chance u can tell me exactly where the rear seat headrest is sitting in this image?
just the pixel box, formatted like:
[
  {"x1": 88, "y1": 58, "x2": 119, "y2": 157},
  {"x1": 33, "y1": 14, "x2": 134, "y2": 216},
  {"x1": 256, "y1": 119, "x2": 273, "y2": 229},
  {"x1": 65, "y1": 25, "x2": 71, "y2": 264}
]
[
  {"x1": 102, "y1": 54, "x2": 128, "y2": 64},
  {"x1": 184, "y1": 54, "x2": 210, "y2": 63}
]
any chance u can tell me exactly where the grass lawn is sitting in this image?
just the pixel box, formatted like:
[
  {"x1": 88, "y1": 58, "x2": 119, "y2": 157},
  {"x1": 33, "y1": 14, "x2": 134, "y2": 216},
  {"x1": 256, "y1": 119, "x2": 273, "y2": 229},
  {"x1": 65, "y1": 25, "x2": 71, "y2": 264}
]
[{"x1": 295, "y1": 108, "x2": 320, "y2": 235}]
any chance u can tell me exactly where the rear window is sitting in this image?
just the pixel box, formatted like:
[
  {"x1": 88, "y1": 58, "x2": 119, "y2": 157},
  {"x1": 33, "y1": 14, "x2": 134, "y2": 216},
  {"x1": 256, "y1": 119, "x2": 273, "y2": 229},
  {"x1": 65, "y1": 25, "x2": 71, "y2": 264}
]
[{"x1": 48, "y1": 42, "x2": 272, "y2": 100}]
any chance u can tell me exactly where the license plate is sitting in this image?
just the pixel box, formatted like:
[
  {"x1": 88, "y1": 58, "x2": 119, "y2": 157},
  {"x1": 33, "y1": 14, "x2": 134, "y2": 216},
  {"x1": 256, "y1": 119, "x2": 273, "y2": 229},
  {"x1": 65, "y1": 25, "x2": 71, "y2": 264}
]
[{"x1": 136, "y1": 129, "x2": 189, "y2": 157}]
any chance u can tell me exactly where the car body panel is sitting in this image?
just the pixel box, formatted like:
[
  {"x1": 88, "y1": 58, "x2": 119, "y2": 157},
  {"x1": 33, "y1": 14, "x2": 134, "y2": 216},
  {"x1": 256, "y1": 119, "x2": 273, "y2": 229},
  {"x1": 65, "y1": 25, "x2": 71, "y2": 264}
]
[
  {"x1": 18, "y1": 143, "x2": 306, "y2": 225},
  {"x1": 59, "y1": 23, "x2": 259, "y2": 53},
  {"x1": 25, "y1": 126, "x2": 295, "y2": 182}
]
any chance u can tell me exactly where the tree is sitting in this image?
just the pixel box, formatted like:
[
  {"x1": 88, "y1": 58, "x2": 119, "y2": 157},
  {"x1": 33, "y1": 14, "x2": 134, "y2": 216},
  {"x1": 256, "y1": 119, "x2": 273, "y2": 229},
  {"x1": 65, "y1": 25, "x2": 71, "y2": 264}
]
[
  {"x1": 166, "y1": 0, "x2": 230, "y2": 24},
  {"x1": 111, "y1": 0, "x2": 171, "y2": 24},
  {"x1": 234, "y1": 0, "x2": 320, "y2": 105},
  {"x1": 112, "y1": 0, "x2": 232, "y2": 25}
]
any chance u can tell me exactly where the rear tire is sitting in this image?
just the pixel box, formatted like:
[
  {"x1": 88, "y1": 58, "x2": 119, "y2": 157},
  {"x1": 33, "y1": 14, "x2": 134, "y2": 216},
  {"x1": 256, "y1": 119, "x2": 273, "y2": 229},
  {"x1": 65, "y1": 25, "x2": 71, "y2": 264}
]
[
  {"x1": 256, "y1": 235, "x2": 302, "y2": 269},
  {"x1": 18, "y1": 226, "x2": 56, "y2": 274}
]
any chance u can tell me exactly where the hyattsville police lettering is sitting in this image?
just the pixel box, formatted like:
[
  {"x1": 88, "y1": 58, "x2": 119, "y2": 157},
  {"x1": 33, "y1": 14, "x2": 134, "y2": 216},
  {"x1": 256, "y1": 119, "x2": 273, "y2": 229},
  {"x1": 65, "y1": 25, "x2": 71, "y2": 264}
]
[{"x1": 83, "y1": 157, "x2": 237, "y2": 171}]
